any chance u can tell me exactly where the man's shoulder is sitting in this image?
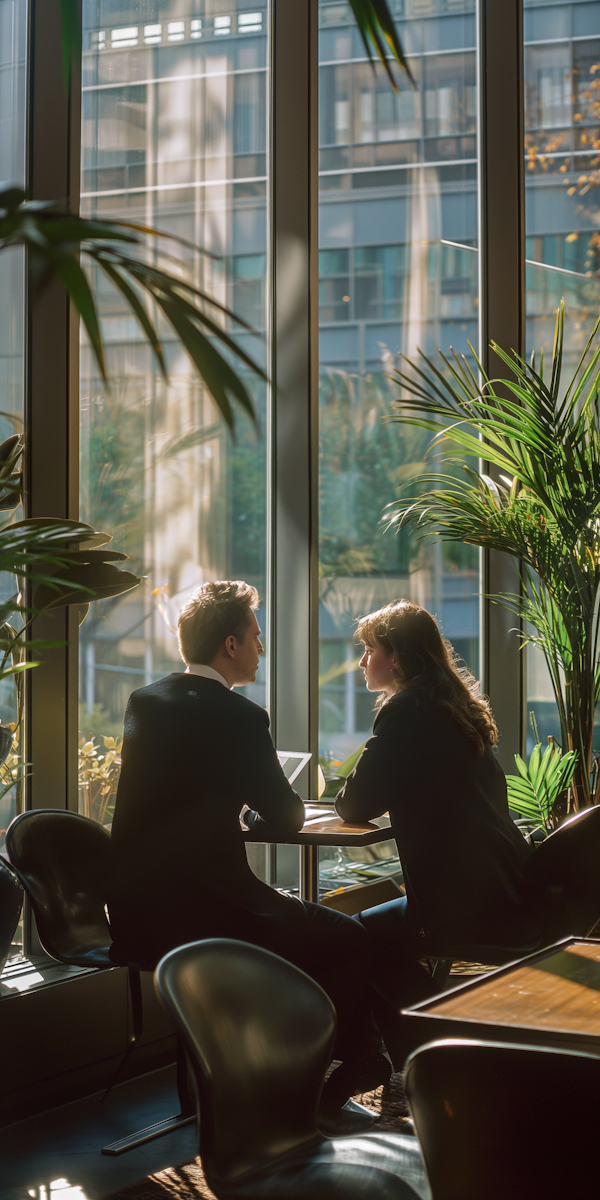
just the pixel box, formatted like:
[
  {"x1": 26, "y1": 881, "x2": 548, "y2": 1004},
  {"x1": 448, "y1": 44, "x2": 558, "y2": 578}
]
[
  {"x1": 227, "y1": 687, "x2": 270, "y2": 725},
  {"x1": 128, "y1": 673, "x2": 186, "y2": 705},
  {"x1": 129, "y1": 674, "x2": 269, "y2": 724}
]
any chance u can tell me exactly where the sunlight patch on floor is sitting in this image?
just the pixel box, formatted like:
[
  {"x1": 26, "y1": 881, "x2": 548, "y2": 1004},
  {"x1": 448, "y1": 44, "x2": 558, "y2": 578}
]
[{"x1": 27, "y1": 1180, "x2": 91, "y2": 1200}]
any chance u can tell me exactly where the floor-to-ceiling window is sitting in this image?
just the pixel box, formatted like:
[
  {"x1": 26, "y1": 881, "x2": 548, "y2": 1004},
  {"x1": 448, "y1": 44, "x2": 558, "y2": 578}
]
[
  {"x1": 0, "y1": 0, "x2": 27, "y2": 958},
  {"x1": 318, "y1": 0, "x2": 480, "y2": 891},
  {"x1": 79, "y1": 2, "x2": 269, "y2": 826},
  {"x1": 524, "y1": 0, "x2": 600, "y2": 752}
]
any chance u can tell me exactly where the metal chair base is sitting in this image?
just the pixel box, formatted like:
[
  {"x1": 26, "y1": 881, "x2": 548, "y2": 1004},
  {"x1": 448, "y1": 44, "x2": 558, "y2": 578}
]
[
  {"x1": 102, "y1": 1110, "x2": 196, "y2": 1156},
  {"x1": 102, "y1": 1030, "x2": 195, "y2": 1155}
]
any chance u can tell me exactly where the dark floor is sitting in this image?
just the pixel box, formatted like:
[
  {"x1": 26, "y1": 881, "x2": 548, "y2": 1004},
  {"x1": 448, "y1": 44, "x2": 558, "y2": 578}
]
[{"x1": 0, "y1": 1065, "x2": 199, "y2": 1200}]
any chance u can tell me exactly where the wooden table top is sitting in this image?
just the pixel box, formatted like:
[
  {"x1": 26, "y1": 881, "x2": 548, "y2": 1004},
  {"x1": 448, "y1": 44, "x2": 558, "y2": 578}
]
[
  {"x1": 404, "y1": 939, "x2": 600, "y2": 1046},
  {"x1": 242, "y1": 804, "x2": 392, "y2": 846}
]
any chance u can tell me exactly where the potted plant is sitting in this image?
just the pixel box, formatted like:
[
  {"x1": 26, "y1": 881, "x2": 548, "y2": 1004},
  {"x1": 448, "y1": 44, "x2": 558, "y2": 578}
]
[
  {"x1": 78, "y1": 735, "x2": 123, "y2": 827},
  {"x1": 385, "y1": 302, "x2": 600, "y2": 809}
]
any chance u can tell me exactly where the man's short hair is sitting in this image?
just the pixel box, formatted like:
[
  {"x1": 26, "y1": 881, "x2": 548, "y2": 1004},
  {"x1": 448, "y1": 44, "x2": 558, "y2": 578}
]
[{"x1": 178, "y1": 580, "x2": 259, "y2": 665}]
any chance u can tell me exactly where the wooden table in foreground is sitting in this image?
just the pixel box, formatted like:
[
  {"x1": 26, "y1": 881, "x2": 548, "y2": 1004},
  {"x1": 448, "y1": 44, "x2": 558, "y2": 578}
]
[
  {"x1": 402, "y1": 938, "x2": 600, "y2": 1059},
  {"x1": 242, "y1": 804, "x2": 392, "y2": 903}
]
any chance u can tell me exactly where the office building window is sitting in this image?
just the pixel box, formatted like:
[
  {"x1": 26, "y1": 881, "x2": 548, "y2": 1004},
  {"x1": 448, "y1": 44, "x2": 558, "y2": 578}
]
[
  {"x1": 318, "y1": 0, "x2": 480, "y2": 891},
  {"x1": 524, "y1": 0, "x2": 600, "y2": 752},
  {"x1": 79, "y1": 1, "x2": 269, "y2": 826}
]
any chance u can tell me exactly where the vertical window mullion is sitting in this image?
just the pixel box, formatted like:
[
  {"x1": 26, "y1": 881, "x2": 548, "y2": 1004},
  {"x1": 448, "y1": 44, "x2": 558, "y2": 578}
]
[
  {"x1": 271, "y1": 0, "x2": 319, "y2": 799},
  {"x1": 25, "y1": 0, "x2": 81, "y2": 820},
  {"x1": 478, "y1": 0, "x2": 526, "y2": 768},
  {"x1": 23, "y1": 0, "x2": 81, "y2": 956}
]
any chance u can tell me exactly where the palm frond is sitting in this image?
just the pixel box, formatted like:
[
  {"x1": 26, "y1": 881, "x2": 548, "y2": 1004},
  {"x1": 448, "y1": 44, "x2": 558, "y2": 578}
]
[
  {"x1": 348, "y1": 0, "x2": 415, "y2": 87},
  {"x1": 0, "y1": 186, "x2": 266, "y2": 431},
  {"x1": 506, "y1": 742, "x2": 578, "y2": 830}
]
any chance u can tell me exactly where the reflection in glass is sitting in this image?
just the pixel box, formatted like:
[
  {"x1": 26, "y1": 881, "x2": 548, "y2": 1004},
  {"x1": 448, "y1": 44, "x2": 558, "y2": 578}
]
[
  {"x1": 0, "y1": 0, "x2": 26, "y2": 962},
  {"x1": 79, "y1": 2, "x2": 269, "y2": 826},
  {"x1": 524, "y1": 0, "x2": 600, "y2": 753},
  {"x1": 318, "y1": 0, "x2": 479, "y2": 896}
]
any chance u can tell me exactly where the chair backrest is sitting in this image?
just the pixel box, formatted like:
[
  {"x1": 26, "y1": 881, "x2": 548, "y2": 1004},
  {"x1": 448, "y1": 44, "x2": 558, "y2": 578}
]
[
  {"x1": 523, "y1": 805, "x2": 600, "y2": 940},
  {"x1": 405, "y1": 1038, "x2": 600, "y2": 1200},
  {"x1": 6, "y1": 810, "x2": 111, "y2": 966},
  {"x1": 0, "y1": 857, "x2": 23, "y2": 974},
  {"x1": 155, "y1": 939, "x2": 336, "y2": 1188}
]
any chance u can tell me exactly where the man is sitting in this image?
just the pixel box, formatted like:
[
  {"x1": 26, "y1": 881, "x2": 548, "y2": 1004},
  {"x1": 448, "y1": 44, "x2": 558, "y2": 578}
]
[{"x1": 109, "y1": 580, "x2": 390, "y2": 1128}]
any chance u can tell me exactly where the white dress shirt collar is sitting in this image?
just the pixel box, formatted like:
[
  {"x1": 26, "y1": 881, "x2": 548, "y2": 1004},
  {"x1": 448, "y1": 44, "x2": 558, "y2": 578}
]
[{"x1": 185, "y1": 662, "x2": 230, "y2": 689}]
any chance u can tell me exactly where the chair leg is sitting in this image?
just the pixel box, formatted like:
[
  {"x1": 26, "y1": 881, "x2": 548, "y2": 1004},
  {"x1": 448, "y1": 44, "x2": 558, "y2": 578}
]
[
  {"x1": 431, "y1": 958, "x2": 453, "y2": 987},
  {"x1": 129, "y1": 964, "x2": 143, "y2": 1040},
  {"x1": 101, "y1": 966, "x2": 144, "y2": 1102},
  {"x1": 176, "y1": 1036, "x2": 195, "y2": 1115}
]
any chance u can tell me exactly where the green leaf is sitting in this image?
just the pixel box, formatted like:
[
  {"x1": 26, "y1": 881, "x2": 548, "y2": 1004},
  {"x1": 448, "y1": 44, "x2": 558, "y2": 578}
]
[
  {"x1": 514, "y1": 753, "x2": 530, "y2": 781},
  {"x1": 99, "y1": 260, "x2": 167, "y2": 380},
  {"x1": 348, "y1": 0, "x2": 414, "y2": 88},
  {"x1": 528, "y1": 743, "x2": 542, "y2": 789},
  {"x1": 338, "y1": 743, "x2": 366, "y2": 777},
  {"x1": 58, "y1": 0, "x2": 82, "y2": 90},
  {"x1": 50, "y1": 252, "x2": 107, "y2": 383},
  {"x1": 0, "y1": 661, "x2": 39, "y2": 679},
  {"x1": 33, "y1": 564, "x2": 142, "y2": 612}
]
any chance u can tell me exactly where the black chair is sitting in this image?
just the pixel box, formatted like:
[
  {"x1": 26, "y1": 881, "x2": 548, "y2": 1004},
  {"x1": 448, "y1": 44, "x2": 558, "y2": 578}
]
[
  {"x1": 405, "y1": 1037, "x2": 600, "y2": 1199},
  {"x1": 0, "y1": 855, "x2": 23, "y2": 974},
  {"x1": 6, "y1": 808, "x2": 194, "y2": 1156},
  {"x1": 155, "y1": 938, "x2": 430, "y2": 1199},
  {"x1": 430, "y1": 805, "x2": 600, "y2": 985}
]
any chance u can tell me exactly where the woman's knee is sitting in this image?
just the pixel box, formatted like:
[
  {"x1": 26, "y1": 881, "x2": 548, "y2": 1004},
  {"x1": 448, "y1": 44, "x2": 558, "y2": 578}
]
[{"x1": 358, "y1": 895, "x2": 408, "y2": 936}]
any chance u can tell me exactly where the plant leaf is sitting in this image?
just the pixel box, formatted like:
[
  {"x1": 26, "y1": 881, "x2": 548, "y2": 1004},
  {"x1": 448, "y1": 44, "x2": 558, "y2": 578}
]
[{"x1": 348, "y1": 0, "x2": 414, "y2": 87}]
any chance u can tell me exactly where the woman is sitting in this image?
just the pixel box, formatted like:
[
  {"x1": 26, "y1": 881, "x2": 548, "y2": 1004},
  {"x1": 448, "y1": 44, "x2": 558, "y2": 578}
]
[{"x1": 336, "y1": 599, "x2": 535, "y2": 1006}]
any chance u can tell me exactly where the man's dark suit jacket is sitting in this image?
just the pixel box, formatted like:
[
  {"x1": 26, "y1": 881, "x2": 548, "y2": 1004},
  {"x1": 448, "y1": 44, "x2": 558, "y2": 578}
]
[
  {"x1": 109, "y1": 672, "x2": 305, "y2": 965},
  {"x1": 336, "y1": 689, "x2": 534, "y2": 944}
]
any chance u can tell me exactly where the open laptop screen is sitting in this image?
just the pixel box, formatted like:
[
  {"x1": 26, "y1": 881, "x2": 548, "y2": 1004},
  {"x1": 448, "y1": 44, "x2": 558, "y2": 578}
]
[{"x1": 276, "y1": 751, "x2": 311, "y2": 786}]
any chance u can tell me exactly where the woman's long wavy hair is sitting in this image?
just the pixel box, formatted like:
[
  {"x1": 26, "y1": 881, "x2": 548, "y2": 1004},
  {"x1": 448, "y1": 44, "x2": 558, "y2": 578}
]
[{"x1": 357, "y1": 600, "x2": 498, "y2": 756}]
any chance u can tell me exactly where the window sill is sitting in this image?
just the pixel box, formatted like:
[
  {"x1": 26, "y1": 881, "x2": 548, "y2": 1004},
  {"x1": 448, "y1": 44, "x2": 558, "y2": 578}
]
[{"x1": 0, "y1": 956, "x2": 101, "y2": 998}]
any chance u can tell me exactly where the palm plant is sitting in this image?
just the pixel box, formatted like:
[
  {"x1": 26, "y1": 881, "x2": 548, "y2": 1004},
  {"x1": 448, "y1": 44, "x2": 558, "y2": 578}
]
[
  {"x1": 0, "y1": 504, "x2": 141, "y2": 721},
  {"x1": 385, "y1": 302, "x2": 600, "y2": 809},
  {"x1": 0, "y1": 430, "x2": 140, "y2": 775}
]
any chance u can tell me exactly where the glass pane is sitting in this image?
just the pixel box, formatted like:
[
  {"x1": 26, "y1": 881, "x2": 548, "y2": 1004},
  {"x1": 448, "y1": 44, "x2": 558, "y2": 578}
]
[
  {"x1": 0, "y1": 0, "x2": 27, "y2": 961},
  {"x1": 318, "y1": 0, "x2": 480, "y2": 896},
  {"x1": 524, "y1": 1, "x2": 600, "y2": 754},
  {"x1": 80, "y1": 2, "x2": 269, "y2": 827}
]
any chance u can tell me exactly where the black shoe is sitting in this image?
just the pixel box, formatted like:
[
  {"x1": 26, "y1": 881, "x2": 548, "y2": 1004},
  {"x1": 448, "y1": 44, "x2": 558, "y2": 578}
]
[{"x1": 318, "y1": 1097, "x2": 379, "y2": 1138}]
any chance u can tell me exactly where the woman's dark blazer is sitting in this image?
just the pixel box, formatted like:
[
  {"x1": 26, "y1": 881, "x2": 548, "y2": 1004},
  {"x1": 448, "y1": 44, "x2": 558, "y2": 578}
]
[{"x1": 336, "y1": 688, "x2": 533, "y2": 944}]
